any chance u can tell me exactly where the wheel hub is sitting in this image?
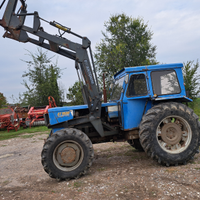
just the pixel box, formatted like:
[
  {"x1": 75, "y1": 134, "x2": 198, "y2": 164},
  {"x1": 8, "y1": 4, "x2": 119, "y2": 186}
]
[
  {"x1": 161, "y1": 123, "x2": 182, "y2": 145},
  {"x1": 60, "y1": 147, "x2": 76, "y2": 164},
  {"x1": 56, "y1": 143, "x2": 81, "y2": 167}
]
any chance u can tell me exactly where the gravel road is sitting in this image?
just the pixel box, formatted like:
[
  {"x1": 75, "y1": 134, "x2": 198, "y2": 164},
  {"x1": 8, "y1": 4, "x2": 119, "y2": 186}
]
[{"x1": 0, "y1": 132, "x2": 200, "y2": 200}]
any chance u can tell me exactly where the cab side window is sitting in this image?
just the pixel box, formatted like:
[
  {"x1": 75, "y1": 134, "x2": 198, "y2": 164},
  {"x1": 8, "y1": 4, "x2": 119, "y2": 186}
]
[
  {"x1": 126, "y1": 74, "x2": 147, "y2": 97},
  {"x1": 151, "y1": 70, "x2": 181, "y2": 95}
]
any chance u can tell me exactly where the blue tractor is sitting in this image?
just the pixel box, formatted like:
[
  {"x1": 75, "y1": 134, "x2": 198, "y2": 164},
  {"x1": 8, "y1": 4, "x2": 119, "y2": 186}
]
[
  {"x1": 1, "y1": 0, "x2": 199, "y2": 180},
  {"x1": 44, "y1": 63, "x2": 200, "y2": 180}
]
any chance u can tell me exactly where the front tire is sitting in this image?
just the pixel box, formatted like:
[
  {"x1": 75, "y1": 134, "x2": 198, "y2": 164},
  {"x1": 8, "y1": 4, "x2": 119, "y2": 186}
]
[
  {"x1": 41, "y1": 128, "x2": 94, "y2": 180},
  {"x1": 139, "y1": 102, "x2": 199, "y2": 166}
]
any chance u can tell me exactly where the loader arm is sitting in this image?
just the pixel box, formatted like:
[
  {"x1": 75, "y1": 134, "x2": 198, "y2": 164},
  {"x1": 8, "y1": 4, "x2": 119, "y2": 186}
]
[{"x1": 0, "y1": 0, "x2": 104, "y2": 135}]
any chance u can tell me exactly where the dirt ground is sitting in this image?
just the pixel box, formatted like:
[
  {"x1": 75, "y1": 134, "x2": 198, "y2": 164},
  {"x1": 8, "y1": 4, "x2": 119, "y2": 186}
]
[{"x1": 0, "y1": 133, "x2": 200, "y2": 200}]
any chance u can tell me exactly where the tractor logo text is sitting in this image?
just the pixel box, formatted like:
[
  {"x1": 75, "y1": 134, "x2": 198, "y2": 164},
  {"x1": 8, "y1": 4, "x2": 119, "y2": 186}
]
[{"x1": 57, "y1": 111, "x2": 70, "y2": 117}]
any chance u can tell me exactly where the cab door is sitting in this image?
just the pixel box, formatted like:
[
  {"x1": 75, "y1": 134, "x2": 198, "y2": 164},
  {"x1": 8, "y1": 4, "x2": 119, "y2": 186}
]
[{"x1": 121, "y1": 72, "x2": 151, "y2": 130}]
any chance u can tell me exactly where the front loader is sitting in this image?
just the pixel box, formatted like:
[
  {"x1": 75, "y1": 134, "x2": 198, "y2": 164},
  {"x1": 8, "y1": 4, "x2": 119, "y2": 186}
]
[{"x1": 1, "y1": 0, "x2": 199, "y2": 180}]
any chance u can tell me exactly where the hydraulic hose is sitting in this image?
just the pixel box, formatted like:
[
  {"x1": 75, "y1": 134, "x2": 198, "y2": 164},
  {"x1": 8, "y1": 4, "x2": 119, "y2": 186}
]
[{"x1": 19, "y1": 0, "x2": 26, "y2": 10}]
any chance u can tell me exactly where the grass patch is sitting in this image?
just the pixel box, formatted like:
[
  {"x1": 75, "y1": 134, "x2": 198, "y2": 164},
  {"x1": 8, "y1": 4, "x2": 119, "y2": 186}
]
[
  {"x1": 0, "y1": 126, "x2": 49, "y2": 141},
  {"x1": 98, "y1": 167, "x2": 106, "y2": 171},
  {"x1": 106, "y1": 154, "x2": 113, "y2": 158},
  {"x1": 124, "y1": 149, "x2": 138, "y2": 156},
  {"x1": 189, "y1": 98, "x2": 200, "y2": 118},
  {"x1": 189, "y1": 161, "x2": 196, "y2": 164},
  {"x1": 20, "y1": 134, "x2": 35, "y2": 139},
  {"x1": 189, "y1": 156, "x2": 198, "y2": 164},
  {"x1": 1, "y1": 180, "x2": 10, "y2": 186},
  {"x1": 73, "y1": 181, "x2": 83, "y2": 188}
]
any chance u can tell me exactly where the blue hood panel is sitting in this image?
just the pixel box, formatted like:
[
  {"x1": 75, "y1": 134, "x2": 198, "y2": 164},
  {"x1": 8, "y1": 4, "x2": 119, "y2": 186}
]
[{"x1": 48, "y1": 102, "x2": 118, "y2": 125}]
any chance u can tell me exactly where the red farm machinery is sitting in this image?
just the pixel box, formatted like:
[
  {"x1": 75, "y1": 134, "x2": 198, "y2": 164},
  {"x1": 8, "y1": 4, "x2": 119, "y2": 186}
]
[
  {"x1": 25, "y1": 96, "x2": 56, "y2": 127},
  {"x1": 0, "y1": 97, "x2": 57, "y2": 131},
  {"x1": 0, "y1": 106, "x2": 28, "y2": 132},
  {"x1": 25, "y1": 106, "x2": 49, "y2": 127}
]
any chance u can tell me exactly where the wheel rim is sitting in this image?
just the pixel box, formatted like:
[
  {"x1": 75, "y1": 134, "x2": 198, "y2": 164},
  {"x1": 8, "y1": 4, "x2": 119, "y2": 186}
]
[
  {"x1": 156, "y1": 115, "x2": 192, "y2": 154},
  {"x1": 53, "y1": 140, "x2": 84, "y2": 171}
]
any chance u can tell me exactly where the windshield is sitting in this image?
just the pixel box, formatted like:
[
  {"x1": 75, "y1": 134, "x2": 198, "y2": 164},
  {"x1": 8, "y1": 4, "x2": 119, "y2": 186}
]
[
  {"x1": 0, "y1": 108, "x2": 13, "y2": 115},
  {"x1": 110, "y1": 77, "x2": 124, "y2": 100}
]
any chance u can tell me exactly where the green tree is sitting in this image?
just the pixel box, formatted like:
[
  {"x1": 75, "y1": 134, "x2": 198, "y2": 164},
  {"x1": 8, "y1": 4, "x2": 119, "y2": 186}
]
[
  {"x1": 21, "y1": 49, "x2": 64, "y2": 106},
  {"x1": 183, "y1": 60, "x2": 200, "y2": 100},
  {"x1": 67, "y1": 81, "x2": 84, "y2": 105},
  {"x1": 0, "y1": 93, "x2": 7, "y2": 108},
  {"x1": 94, "y1": 14, "x2": 157, "y2": 82},
  {"x1": 67, "y1": 14, "x2": 157, "y2": 104}
]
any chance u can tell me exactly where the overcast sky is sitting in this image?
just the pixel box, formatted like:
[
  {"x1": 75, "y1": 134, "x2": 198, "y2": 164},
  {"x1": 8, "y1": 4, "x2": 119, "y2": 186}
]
[{"x1": 0, "y1": 0, "x2": 200, "y2": 103}]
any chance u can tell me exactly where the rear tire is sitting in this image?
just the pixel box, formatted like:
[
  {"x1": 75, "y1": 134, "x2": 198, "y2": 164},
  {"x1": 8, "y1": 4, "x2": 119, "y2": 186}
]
[
  {"x1": 139, "y1": 102, "x2": 199, "y2": 166},
  {"x1": 41, "y1": 128, "x2": 94, "y2": 180}
]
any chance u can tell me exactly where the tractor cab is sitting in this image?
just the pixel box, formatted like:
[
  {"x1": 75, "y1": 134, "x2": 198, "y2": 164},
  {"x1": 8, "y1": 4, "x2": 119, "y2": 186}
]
[{"x1": 110, "y1": 63, "x2": 192, "y2": 130}]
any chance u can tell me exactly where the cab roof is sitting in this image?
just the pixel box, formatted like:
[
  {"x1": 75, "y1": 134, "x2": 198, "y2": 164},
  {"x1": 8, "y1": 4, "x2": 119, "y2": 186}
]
[{"x1": 114, "y1": 63, "x2": 183, "y2": 78}]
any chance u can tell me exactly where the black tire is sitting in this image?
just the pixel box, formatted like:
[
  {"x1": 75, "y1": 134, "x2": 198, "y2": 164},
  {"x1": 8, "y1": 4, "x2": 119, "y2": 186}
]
[
  {"x1": 25, "y1": 118, "x2": 31, "y2": 127},
  {"x1": 127, "y1": 139, "x2": 144, "y2": 152},
  {"x1": 139, "y1": 102, "x2": 199, "y2": 166},
  {"x1": 198, "y1": 121, "x2": 200, "y2": 147},
  {"x1": 41, "y1": 128, "x2": 94, "y2": 180}
]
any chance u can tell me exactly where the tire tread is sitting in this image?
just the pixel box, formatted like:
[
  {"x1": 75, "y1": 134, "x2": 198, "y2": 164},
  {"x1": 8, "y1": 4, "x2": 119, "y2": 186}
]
[
  {"x1": 139, "y1": 102, "x2": 200, "y2": 166},
  {"x1": 41, "y1": 128, "x2": 94, "y2": 180}
]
